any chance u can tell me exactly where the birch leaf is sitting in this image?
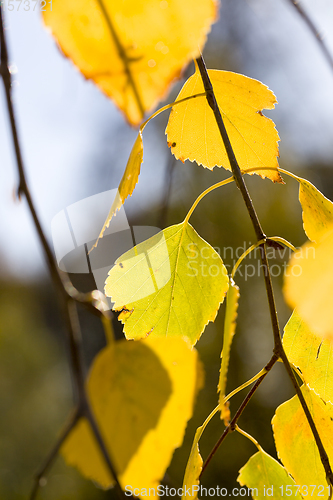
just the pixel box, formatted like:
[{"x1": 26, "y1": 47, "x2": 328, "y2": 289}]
[
  {"x1": 283, "y1": 311, "x2": 333, "y2": 404},
  {"x1": 105, "y1": 222, "x2": 229, "y2": 346},
  {"x1": 272, "y1": 385, "x2": 333, "y2": 494},
  {"x1": 218, "y1": 280, "x2": 240, "y2": 423},
  {"x1": 93, "y1": 131, "x2": 143, "y2": 249},
  {"x1": 299, "y1": 178, "x2": 333, "y2": 243},
  {"x1": 238, "y1": 449, "x2": 302, "y2": 500},
  {"x1": 61, "y1": 337, "x2": 202, "y2": 496},
  {"x1": 166, "y1": 65, "x2": 281, "y2": 182},
  {"x1": 43, "y1": 0, "x2": 217, "y2": 126}
]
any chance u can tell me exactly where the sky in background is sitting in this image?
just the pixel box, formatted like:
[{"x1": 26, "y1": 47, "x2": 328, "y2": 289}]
[{"x1": 0, "y1": 0, "x2": 333, "y2": 279}]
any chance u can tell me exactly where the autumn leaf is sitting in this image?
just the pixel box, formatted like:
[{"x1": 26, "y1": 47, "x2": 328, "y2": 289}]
[
  {"x1": 166, "y1": 64, "x2": 282, "y2": 182},
  {"x1": 280, "y1": 170, "x2": 333, "y2": 243},
  {"x1": 43, "y1": 0, "x2": 217, "y2": 126},
  {"x1": 238, "y1": 449, "x2": 302, "y2": 499},
  {"x1": 92, "y1": 131, "x2": 143, "y2": 249},
  {"x1": 105, "y1": 222, "x2": 229, "y2": 346},
  {"x1": 299, "y1": 177, "x2": 333, "y2": 243},
  {"x1": 284, "y1": 228, "x2": 333, "y2": 342},
  {"x1": 272, "y1": 385, "x2": 333, "y2": 494},
  {"x1": 61, "y1": 337, "x2": 202, "y2": 496},
  {"x1": 218, "y1": 280, "x2": 240, "y2": 423},
  {"x1": 181, "y1": 428, "x2": 203, "y2": 500},
  {"x1": 283, "y1": 311, "x2": 333, "y2": 404}
]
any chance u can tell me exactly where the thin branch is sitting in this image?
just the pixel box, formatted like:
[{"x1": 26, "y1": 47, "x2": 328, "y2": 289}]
[
  {"x1": 196, "y1": 54, "x2": 333, "y2": 484},
  {"x1": 30, "y1": 409, "x2": 80, "y2": 500},
  {"x1": 287, "y1": 0, "x2": 333, "y2": 73},
  {"x1": 0, "y1": 6, "x2": 125, "y2": 498},
  {"x1": 200, "y1": 354, "x2": 278, "y2": 478}
]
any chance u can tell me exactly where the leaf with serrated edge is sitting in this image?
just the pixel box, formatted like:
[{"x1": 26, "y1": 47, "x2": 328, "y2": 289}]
[
  {"x1": 92, "y1": 132, "x2": 143, "y2": 249},
  {"x1": 166, "y1": 64, "x2": 281, "y2": 183},
  {"x1": 272, "y1": 385, "x2": 333, "y2": 493},
  {"x1": 61, "y1": 337, "x2": 202, "y2": 496},
  {"x1": 105, "y1": 222, "x2": 229, "y2": 346},
  {"x1": 238, "y1": 449, "x2": 302, "y2": 500},
  {"x1": 43, "y1": 0, "x2": 217, "y2": 126},
  {"x1": 218, "y1": 280, "x2": 240, "y2": 423},
  {"x1": 298, "y1": 177, "x2": 333, "y2": 243},
  {"x1": 181, "y1": 427, "x2": 203, "y2": 500},
  {"x1": 283, "y1": 311, "x2": 333, "y2": 404}
]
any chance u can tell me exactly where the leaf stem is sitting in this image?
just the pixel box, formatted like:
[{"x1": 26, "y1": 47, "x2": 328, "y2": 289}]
[{"x1": 184, "y1": 176, "x2": 234, "y2": 224}]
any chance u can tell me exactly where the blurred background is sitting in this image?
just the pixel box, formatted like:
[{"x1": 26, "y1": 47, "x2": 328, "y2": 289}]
[{"x1": 0, "y1": 0, "x2": 333, "y2": 498}]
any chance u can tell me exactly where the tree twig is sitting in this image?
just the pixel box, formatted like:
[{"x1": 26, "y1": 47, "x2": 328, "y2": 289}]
[
  {"x1": 0, "y1": 6, "x2": 125, "y2": 498},
  {"x1": 287, "y1": 0, "x2": 333, "y2": 73},
  {"x1": 200, "y1": 354, "x2": 278, "y2": 478},
  {"x1": 196, "y1": 54, "x2": 333, "y2": 485}
]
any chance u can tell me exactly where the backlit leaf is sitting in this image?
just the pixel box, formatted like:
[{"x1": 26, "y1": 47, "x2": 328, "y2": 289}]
[
  {"x1": 218, "y1": 280, "x2": 240, "y2": 423},
  {"x1": 272, "y1": 385, "x2": 333, "y2": 494},
  {"x1": 284, "y1": 229, "x2": 333, "y2": 341},
  {"x1": 295, "y1": 175, "x2": 333, "y2": 243},
  {"x1": 61, "y1": 337, "x2": 202, "y2": 495},
  {"x1": 166, "y1": 65, "x2": 282, "y2": 182},
  {"x1": 43, "y1": 0, "x2": 217, "y2": 126},
  {"x1": 105, "y1": 222, "x2": 229, "y2": 346},
  {"x1": 283, "y1": 311, "x2": 333, "y2": 404},
  {"x1": 238, "y1": 449, "x2": 302, "y2": 499},
  {"x1": 92, "y1": 131, "x2": 143, "y2": 249},
  {"x1": 181, "y1": 427, "x2": 203, "y2": 500}
]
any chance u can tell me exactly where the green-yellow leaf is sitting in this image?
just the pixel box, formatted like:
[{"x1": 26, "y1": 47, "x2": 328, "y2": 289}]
[
  {"x1": 218, "y1": 279, "x2": 240, "y2": 423},
  {"x1": 283, "y1": 311, "x2": 333, "y2": 403},
  {"x1": 181, "y1": 427, "x2": 203, "y2": 500},
  {"x1": 272, "y1": 385, "x2": 333, "y2": 495},
  {"x1": 238, "y1": 449, "x2": 302, "y2": 499},
  {"x1": 284, "y1": 229, "x2": 333, "y2": 341},
  {"x1": 61, "y1": 337, "x2": 202, "y2": 495},
  {"x1": 166, "y1": 65, "x2": 282, "y2": 183},
  {"x1": 181, "y1": 404, "x2": 219, "y2": 499},
  {"x1": 93, "y1": 131, "x2": 143, "y2": 249},
  {"x1": 105, "y1": 222, "x2": 229, "y2": 346},
  {"x1": 43, "y1": 0, "x2": 217, "y2": 126}
]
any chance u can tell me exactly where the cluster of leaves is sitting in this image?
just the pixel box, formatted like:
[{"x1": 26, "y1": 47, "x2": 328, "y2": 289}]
[{"x1": 25, "y1": 0, "x2": 333, "y2": 498}]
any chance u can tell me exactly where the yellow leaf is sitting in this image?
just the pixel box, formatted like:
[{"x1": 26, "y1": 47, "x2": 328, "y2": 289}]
[
  {"x1": 43, "y1": 0, "x2": 217, "y2": 126},
  {"x1": 105, "y1": 222, "x2": 229, "y2": 346},
  {"x1": 299, "y1": 178, "x2": 333, "y2": 243},
  {"x1": 181, "y1": 428, "x2": 203, "y2": 500},
  {"x1": 181, "y1": 405, "x2": 220, "y2": 499},
  {"x1": 166, "y1": 65, "x2": 282, "y2": 182},
  {"x1": 218, "y1": 280, "x2": 240, "y2": 423},
  {"x1": 238, "y1": 449, "x2": 302, "y2": 499},
  {"x1": 283, "y1": 311, "x2": 333, "y2": 404},
  {"x1": 272, "y1": 385, "x2": 333, "y2": 496},
  {"x1": 61, "y1": 337, "x2": 202, "y2": 496},
  {"x1": 92, "y1": 131, "x2": 143, "y2": 249},
  {"x1": 284, "y1": 229, "x2": 333, "y2": 341}
]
